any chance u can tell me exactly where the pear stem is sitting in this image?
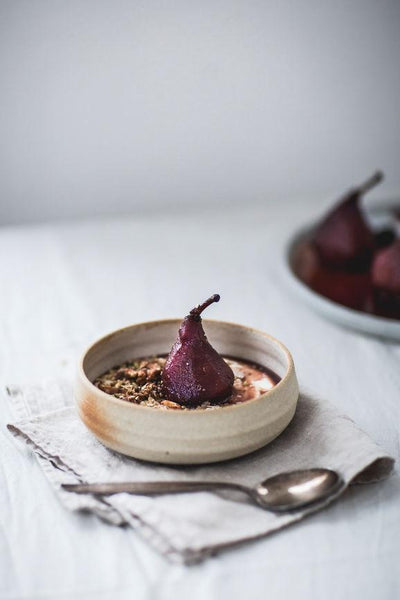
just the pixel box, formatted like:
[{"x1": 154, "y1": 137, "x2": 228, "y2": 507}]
[
  {"x1": 356, "y1": 171, "x2": 384, "y2": 196},
  {"x1": 190, "y1": 294, "x2": 220, "y2": 318}
]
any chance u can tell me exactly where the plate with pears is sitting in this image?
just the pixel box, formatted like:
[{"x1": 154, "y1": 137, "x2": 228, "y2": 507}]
[{"x1": 286, "y1": 171, "x2": 400, "y2": 341}]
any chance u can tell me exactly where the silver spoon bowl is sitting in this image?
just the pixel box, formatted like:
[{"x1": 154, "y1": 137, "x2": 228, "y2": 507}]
[{"x1": 62, "y1": 468, "x2": 343, "y2": 512}]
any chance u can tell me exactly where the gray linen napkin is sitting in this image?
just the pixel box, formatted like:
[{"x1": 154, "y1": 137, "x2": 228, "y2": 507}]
[{"x1": 6, "y1": 380, "x2": 394, "y2": 564}]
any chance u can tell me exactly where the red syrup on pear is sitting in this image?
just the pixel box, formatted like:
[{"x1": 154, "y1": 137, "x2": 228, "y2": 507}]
[
  {"x1": 94, "y1": 294, "x2": 281, "y2": 410},
  {"x1": 293, "y1": 239, "x2": 372, "y2": 311},
  {"x1": 313, "y1": 171, "x2": 383, "y2": 272},
  {"x1": 292, "y1": 171, "x2": 391, "y2": 313},
  {"x1": 162, "y1": 294, "x2": 235, "y2": 406}
]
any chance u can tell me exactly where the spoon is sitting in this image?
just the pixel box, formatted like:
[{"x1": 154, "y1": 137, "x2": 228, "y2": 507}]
[{"x1": 62, "y1": 468, "x2": 343, "y2": 512}]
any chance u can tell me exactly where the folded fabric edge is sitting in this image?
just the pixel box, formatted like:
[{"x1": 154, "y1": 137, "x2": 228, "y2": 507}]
[
  {"x1": 167, "y1": 452, "x2": 396, "y2": 565},
  {"x1": 164, "y1": 491, "x2": 335, "y2": 565},
  {"x1": 7, "y1": 423, "x2": 81, "y2": 476},
  {"x1": 6, "y1": 422, "x2": 125, "y2": 525},
  {"x1": 5, "y1": 411, "x2": 396, "y2": 565},
  {"x1": 351, "y1": 456, "x2": 395, "y2": 484},
  {"x1": 6, "y1": 421, "x2": 186, "y2": 560}
]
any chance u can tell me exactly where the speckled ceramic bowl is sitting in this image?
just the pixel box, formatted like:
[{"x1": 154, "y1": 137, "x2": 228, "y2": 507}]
[{"x1": 75, "y1": 320, "x2": 299, "y2": 464}]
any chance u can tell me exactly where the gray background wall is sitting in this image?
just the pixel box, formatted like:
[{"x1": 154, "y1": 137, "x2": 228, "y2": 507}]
[{"x1": 1, "y1": 0, "x2": 399, "y2": 225}]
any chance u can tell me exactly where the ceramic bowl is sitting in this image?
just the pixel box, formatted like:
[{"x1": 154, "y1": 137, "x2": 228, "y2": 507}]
[{"x1": 75, "y1": 320, "x2": 299, "y2": 465}]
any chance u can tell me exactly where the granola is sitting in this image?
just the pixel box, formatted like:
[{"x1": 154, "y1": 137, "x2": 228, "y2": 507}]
[{"x1": 94, "y1": 357, "x2": 278, "y2": 410}]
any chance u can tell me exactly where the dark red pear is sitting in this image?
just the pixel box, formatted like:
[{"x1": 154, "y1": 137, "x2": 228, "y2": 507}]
[
  {"x1": 313, "y1": 171, "x2": 383, "y2": 271},
  {"x1": 309, "y1": 265, "x2": 371, "y2": 310},
  {"x1": 162, "y1": 294, "x2": 234, "y2": 406},
  {"x1": 371, "y1": 239, "x2": 400, "y2": 319},
  {"x1": 293, "y1": 240, "x2": 371, "y2": 310}
]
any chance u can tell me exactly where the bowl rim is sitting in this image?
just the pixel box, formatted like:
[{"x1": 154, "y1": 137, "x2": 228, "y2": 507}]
[{"x1": 78, "y1": 318, "x2": 296, "y2": 415}]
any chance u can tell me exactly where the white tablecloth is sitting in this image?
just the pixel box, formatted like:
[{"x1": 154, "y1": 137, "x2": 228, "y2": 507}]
[{"x1": 1, "y1": 202, "x2": 399, "y2": 600}]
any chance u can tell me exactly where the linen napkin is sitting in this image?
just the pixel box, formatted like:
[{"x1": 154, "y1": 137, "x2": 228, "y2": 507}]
[{"x1": 6, "y1": 380, "x2": 394, "y2": 564}]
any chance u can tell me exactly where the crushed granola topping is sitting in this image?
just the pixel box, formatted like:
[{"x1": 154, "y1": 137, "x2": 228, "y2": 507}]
[{"x1": 94, "y1": 357, "x2": 279, "y2": 410}]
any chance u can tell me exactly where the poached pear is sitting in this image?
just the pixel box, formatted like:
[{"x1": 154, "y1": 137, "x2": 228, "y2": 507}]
[
  {"x1": 313, "y1": 171, "x2": 383, "y2": 271},
  {"x1": 371, "y1": 239, "x2": 400, "y2": 318},
  {"x1": 162, "y1": 294, "x2": 234, "y2": 406}
]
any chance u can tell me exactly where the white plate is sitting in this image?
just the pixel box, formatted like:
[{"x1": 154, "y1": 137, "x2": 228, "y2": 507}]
[{"x1": 283, "y1": 223, "x2": 400, "y2": 342}]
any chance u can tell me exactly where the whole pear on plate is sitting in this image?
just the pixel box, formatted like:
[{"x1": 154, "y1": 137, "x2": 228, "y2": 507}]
[
  {"x1": 313, "y1": 171, "x2": 383, "y2": 271},
  {"x1": 371, "y1": 239, "x2": 400, "y2": 318},
  {"x1": 293, "y1": 237, "x2": 371, "y2": 310},
  {"x1": 162, "y1": 294, "x2": 234, "y2": 406}
]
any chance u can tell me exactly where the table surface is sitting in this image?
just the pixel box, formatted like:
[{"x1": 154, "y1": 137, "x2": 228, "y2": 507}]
[{"x1": 1, "y1": 202, "x2": 399, "y2": 600}]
